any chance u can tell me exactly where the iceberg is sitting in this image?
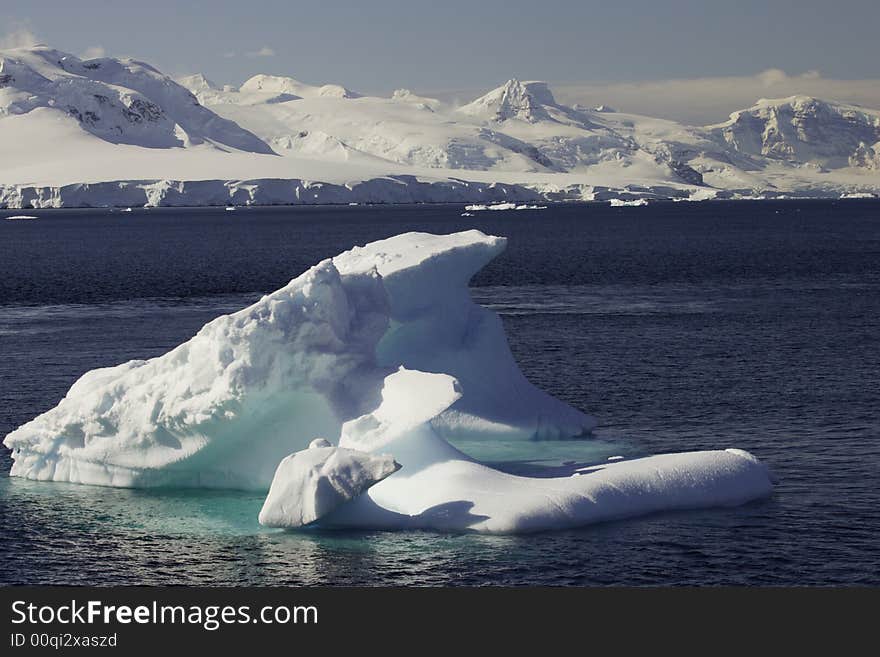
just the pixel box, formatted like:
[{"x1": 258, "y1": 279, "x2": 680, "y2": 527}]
[
  {"x1": 3, "y1": 230, "x2": 774, "y2": 532},
  {"x1": 464, "y1": 202, "x2": 548, "y2": 211},
  {"x1": 258, "y1": 438, "x2": 399, "y2": 528},
  {"x1": 609, "y1": 198, "x2": 649, "y2": 207},
  {"x1": 4, "y1": 230, "x2": 594, "y2": 490}
]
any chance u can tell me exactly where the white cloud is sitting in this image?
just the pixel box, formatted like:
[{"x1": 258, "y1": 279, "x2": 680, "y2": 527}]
[
  {"x1": 80, "y1": 45, "x2": 106, "y2": 60},
  {"x1": 0, "y1": 25, "x2": 40, "y2": 50},
  {"x1": 245, "y1": 46, "x2": 275, "y2": 58},
  {"x1": 756, "y1": 68, "x2": 789, "y2": 87},
  {"x1": 222, "y1": 51, "x2": 236, "y2": 58},
  {"x1": 550, "y1": 69, "x2": 880, "y2": 125}
]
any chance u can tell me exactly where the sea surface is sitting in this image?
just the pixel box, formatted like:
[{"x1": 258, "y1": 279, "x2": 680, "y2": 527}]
[{"x1": 1, "y1": 200, "x2": 878, "y2": 586}]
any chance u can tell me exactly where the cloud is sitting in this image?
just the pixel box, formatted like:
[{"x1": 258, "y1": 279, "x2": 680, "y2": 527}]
[
  {"x1": 245, "y1": 46, "x2": 275, "y2": 58},
  {"x1": 222, "y1": 51, "x2": 236, "y2": 58},
  {"x1": 80, "y1": 45, "x2": 106, "y2": 60},
  {"x1": 0, "y1": 25, "x2": 40, "y2": 50},
  {"x1": 756, "y1": 68, "x2": 789, "y2": 87},
  {"x1": 549, "y1": 69, "x2": 880, "y2": 125}
]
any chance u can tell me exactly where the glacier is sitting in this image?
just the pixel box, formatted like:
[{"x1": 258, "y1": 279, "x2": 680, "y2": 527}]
[{"x1": 3, "y1": 230, "x2": 774, "y2": 532}]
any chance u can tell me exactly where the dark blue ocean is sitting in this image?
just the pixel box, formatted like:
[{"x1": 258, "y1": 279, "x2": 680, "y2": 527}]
[{"x1": 1, "y1": 200, "x2": 878, "y2": 586}]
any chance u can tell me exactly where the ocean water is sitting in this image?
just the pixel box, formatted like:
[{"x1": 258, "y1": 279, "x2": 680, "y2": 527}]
[{"x1": 1, "y1": 200, "x2": 878, "y2": 586}]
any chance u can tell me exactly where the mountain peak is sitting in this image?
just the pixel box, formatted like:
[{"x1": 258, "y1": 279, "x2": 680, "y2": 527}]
[
  {"x1": 177, "y1": 73, "x2": 220, "y2": 92},
  {"x1": 711, "y1": 95, "x2": 880, "y2": 166},
  {"x1": 458, "y1": 79, "x2": 558, "y2": 123}
]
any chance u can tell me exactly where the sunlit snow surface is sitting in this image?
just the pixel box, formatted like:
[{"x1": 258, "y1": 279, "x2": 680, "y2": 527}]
[
  {"x1": 3, "y1": 229, "x2": 773, "y2": 532},
  {"x1": 322, "y1": 369, "x2": 772, "y2": 533}
]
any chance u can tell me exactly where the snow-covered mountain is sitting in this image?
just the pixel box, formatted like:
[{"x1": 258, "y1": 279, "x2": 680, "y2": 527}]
[
  {"x1": 1, "y1": 44, "x2": 878, "y2": 208},
  {"x1": 186, "y1": 72, "x2": 880, "y2": 186},
  {"x1": 184, "y1": 73, "x2": 702, "y2": 184},
  {"x1": 458, "y1": 79, "x2": 563, "y2": 123},
  {"x1": 0, "y1": 45, "x2": 272, "y2": 153},
  {"x1": 240, "y1": 74, "x2": 361, "y2": 100},
  {"x1": 709, "y1": 96, "x2": 880, "y2": 170}
]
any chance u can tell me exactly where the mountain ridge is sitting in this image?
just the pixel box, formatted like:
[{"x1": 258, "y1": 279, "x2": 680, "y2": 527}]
[{"x1": 1, "y1": 45, "x2": 878, "y2": 207}]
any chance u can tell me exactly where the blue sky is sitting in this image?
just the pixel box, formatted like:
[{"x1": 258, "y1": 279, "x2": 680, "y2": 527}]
[
  {"x1": 3, "y1": 0, "x2": 879, "y2": 89},
  {"x1": 3, "y1": 0, "x2": 879, "y2": 122}
]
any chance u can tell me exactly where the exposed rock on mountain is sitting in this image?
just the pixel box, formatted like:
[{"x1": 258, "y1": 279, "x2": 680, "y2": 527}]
[{"x1": 710, "y1": 96, "x2": 880, "y2": 168}]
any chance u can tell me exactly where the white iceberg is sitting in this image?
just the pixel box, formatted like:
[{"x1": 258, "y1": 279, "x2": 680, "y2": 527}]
[
  {"x1": 258, "y1": 438, "x2": 399, "y2": 528},
  {"x1": 4, "y1": 230, "x2": 594, "y2": 490},
  {"x1": 4, "y1": 230, "x2": 774, "y2": 532},
  {"x1": 464, "y1": 202, "x2": 548, "y2": 211},
  {"x1": 322, "y1": 369, "x2": 774, "y2": 533},
  {"x1": 609, "y1": 198, "x2": 649, "y2": 207}
]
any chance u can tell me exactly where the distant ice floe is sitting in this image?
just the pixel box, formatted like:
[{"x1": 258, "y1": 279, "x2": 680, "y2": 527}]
[
  {"x1": 4, "y1": 230, "x2": 774, "y2": 533},
  {"x1": 5, "y1": 214, "x2": 38, "y2": 220},
  {"x1": 609, "y1": 198, "x2": 649, "y2": 207},
  {"x1": 464, "y1": 202, "x2": 548, "y2": 211}
]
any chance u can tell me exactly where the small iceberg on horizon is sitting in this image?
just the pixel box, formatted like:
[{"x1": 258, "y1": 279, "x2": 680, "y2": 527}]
[{"x1": 464, "y1": 202, "x2": 548, "y2": 211}]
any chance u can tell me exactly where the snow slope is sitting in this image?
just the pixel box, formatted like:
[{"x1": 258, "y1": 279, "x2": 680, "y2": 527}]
[
  {"x1": 0, "y1": 45, "x2": 272, "y2": 153},
  {"x1": 0, "y1": 45, "x2": 878, "y2": 206},
  {"x1": 4, "y1": 231, "x2": 594, "y2": 490}
]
